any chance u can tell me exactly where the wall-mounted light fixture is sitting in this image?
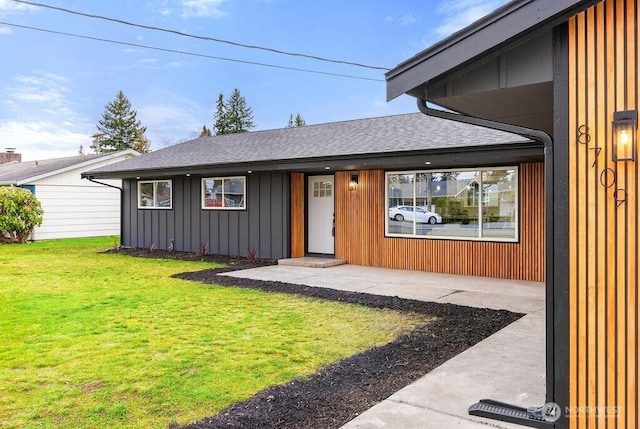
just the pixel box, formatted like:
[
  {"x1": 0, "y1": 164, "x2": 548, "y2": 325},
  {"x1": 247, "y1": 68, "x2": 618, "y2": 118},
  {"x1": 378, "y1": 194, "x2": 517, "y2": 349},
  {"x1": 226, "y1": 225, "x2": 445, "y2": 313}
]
[
  {"x1": 349, "y1": 174, "x2": 359, "y2": 191},
  {"x1": 612, "y1": 110, "x2": 637, "y2": 162}
]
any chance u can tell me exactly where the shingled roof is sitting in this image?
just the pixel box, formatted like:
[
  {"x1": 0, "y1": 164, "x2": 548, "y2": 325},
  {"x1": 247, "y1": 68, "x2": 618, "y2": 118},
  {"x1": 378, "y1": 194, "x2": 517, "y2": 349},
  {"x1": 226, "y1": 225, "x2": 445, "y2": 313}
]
[
  {"x1": 0, "y1": 150, "x2": 137, "y2": 185},
  {"x1": 85, "y1": 113, "x2": 535, "y2": 179}
]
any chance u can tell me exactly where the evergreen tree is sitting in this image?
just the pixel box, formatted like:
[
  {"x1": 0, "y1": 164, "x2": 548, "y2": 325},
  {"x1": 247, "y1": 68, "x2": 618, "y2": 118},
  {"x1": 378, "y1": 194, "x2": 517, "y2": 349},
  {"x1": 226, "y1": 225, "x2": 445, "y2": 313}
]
[
  {"x1": 226, "y1": 88, "x2": 255, "y2": 133},
  {"x1": 213, "y1": 89, "x2": 255, "y2": 135},
  {"x1": 199, "y1": 124, "x2": 212, "y2": 137},
  {"x1": 213, "y1": 93, "x2": 228, "y2": 135},
  {"x1": 93, "y1": 90, "x2": 148, "y2": 152},
  {"x1": 287, "y1": 113, "x2": 306, "y2": 128}
]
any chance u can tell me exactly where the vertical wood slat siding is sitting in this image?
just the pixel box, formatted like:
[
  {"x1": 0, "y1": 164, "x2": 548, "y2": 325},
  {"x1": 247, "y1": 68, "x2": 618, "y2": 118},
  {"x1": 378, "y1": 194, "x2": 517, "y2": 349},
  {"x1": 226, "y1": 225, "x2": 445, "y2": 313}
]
[
  {"x1": 334, "y1": 163, "x2": 544, "y2": 281},
  {"x1": 122, "y1": 172, "x2": 290, "y2": 259},
  {"x1": 569, "y1": 1, "x2": 638, "y2": 427},
  {"x1": 290, "y1": 172, "x2": 305, "y2": 258}
]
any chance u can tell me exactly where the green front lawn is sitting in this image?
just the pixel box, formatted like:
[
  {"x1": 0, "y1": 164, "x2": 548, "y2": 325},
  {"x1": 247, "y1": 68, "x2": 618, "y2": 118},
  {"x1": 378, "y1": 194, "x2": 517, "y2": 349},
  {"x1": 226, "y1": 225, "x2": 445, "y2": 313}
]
[{"x1": 0, "y1": 237, "x2": 425, "y2": 428}]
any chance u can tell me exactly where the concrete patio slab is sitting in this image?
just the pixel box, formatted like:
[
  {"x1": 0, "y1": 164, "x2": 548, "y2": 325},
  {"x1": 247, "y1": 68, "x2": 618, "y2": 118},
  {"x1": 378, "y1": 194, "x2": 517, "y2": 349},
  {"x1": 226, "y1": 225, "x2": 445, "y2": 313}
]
[
  {"x1": 342, "y1": 312, "x2": 545, "y2": 429},
  {"x1": 222, "y1": 264, "x2": 544, "y2": 314},
  {"x1": 220, "y1": 264, "x2": 546, "y2": 429}
]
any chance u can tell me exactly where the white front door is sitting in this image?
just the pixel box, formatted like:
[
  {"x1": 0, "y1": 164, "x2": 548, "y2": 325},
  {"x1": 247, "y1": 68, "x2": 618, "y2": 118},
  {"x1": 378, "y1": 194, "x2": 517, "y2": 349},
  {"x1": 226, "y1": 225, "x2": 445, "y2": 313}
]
[{"x1": 308, "y1": 175, "x2": 334, "y2": 254}]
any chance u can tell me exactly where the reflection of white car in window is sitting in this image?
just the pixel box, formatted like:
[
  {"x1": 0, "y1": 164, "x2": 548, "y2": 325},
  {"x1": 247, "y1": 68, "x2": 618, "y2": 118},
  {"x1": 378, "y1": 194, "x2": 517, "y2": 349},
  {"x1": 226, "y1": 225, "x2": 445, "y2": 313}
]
[{"x1": 388, "y1": 205, "x2": 443, "y2": 224}]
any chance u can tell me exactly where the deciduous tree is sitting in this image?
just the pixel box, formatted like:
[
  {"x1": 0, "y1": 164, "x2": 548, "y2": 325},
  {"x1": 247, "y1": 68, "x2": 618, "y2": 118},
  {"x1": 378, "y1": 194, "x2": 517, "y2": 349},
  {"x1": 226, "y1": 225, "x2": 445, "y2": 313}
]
[{"x1": 131, "y1": 129, "x2": 152, "y2": 153}]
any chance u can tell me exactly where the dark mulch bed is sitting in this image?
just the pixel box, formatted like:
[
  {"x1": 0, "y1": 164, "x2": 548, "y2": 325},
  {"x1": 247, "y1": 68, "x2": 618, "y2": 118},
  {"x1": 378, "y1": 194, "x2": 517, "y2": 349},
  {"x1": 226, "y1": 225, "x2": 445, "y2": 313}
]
[
  {"x1": 106, "y1": 247, "x2": 277, "y2": 271},
  {"x1": 112, "y1": 248, "x2": 522, "y2": 429}
]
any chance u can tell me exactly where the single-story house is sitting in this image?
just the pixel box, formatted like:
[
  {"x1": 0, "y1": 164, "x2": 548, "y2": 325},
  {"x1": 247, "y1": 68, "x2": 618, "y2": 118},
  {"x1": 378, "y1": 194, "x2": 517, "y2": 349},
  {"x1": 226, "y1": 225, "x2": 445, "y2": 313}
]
[
  {"x1": 385, "y1": 0, "x2": 637, "y2": 427},
  {"x1": 83, "y1": 112, "x2": 545, "y2": 281},
  {"x1": 0, "y1": 150, "x2": 138, "y2": 240}
]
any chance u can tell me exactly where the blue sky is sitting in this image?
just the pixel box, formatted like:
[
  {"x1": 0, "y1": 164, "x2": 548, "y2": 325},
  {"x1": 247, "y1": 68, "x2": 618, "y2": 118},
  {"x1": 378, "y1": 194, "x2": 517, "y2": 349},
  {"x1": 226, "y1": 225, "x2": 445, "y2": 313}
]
[{"x1": 0, "y1": 0, "x2": 508, "y2": 161}]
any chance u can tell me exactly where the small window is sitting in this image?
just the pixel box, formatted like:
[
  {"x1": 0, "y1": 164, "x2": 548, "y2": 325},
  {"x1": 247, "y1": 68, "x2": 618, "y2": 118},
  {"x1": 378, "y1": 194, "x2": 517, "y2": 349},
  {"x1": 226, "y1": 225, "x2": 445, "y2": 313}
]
[
  {"x1": 138, "y1": 180, "x2": 172, "y2": 209},
  {"x1": 202, "y1": 177, "x2": 246, "y2": 210},
  {"x1": 312, "y1": 180, "x2": 333, "y2": 198}
]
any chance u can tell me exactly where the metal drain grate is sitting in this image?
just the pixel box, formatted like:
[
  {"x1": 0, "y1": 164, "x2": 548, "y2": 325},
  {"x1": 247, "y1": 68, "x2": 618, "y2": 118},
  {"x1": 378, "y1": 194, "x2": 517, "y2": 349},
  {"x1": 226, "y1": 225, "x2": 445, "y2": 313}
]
[{"x1": 469, "y1": 399, "x2": 555, "y2": 428}]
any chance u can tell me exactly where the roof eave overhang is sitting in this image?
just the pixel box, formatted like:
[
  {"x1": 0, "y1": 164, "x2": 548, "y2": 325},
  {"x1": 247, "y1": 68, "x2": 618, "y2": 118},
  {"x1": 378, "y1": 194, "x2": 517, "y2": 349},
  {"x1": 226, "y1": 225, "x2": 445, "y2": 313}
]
[
  {"x1": 82, "y1": 142, "x2": 543, "y2": 180},
  {"x1": 6, "y1": 150, "x2": 140, "y2": 186},
  {"x1": 385, "y1": 0, "x2": 601, "y2": 101}
]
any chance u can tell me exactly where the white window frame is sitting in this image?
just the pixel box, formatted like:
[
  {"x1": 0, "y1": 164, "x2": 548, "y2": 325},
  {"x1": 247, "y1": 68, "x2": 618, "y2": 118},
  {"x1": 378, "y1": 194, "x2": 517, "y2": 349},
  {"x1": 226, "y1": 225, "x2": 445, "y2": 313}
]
[
  {"x1": 137, "y1": 179, "x2": 172, "y2": 209},
  {"x1": 201, "y1": 176, "x2": 247, "y2": 210},
  {"x1": 385, "y1": 166, "x2": 519, "y2": 242}
]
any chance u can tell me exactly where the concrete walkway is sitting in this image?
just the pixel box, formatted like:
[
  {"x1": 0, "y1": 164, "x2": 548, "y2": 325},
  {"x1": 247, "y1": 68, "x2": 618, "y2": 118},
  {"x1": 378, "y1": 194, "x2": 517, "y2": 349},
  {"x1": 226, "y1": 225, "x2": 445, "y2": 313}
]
[{"x1": 221, "y1": 263, "x2": 546, "y2": 428}]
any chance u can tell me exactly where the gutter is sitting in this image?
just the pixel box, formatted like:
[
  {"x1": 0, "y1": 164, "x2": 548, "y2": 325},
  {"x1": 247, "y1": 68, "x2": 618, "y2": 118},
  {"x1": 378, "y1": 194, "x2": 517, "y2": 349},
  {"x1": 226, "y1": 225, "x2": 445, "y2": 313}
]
[
  {"x1": 417, "y1": 99, "x2": 556, "y2": 428},
  {"x1": 85, "y1": 176, "x2": 124, "y2": 247}
]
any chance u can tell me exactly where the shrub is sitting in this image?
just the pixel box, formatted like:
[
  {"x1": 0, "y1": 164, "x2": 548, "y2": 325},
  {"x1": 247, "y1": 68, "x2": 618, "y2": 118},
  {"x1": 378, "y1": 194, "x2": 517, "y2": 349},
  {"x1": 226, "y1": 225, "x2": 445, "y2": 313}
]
[
  {"x1": 0, "y1": 187, "x2": 44, "y2": 244},
  {"x1": 197, "y1": 242, "x2": 209, "y2": 257}
]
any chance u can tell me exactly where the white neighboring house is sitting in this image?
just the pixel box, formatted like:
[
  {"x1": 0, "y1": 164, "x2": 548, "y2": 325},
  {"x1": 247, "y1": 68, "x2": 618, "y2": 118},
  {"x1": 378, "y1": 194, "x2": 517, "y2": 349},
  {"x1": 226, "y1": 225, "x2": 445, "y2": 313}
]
[{"x1": 0, "y1": 150, "x2": 139, "y2": 240}]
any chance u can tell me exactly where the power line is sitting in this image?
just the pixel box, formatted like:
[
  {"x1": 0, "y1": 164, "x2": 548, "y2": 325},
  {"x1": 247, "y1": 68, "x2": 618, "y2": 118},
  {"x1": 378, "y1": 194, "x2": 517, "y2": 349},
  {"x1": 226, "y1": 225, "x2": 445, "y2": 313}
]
[
  {"x1": 12, "y1": 0, "x2": 391, "y2": 71},
  {"x1": 0, "y1": 22, "x2": 384, "y2": 82}
]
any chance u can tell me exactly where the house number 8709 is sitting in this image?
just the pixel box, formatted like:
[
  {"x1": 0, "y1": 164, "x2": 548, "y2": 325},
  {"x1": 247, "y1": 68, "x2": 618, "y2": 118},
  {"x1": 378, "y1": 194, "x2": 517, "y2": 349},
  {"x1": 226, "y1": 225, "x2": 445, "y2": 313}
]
[{"x1": 577, "y1": 124, "x2": 627, "y2": 207}]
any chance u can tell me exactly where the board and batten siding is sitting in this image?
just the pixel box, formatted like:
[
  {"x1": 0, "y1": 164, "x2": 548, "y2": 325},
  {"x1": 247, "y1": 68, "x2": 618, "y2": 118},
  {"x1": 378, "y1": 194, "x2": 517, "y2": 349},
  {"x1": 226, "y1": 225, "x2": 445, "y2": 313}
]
[
  {"x1": 568, "y1": 1, "x2": 638, "y2": 428},
  {"x1": 122, "y1": 172, "x2": 290, "y2": 259},
  {"x1": 333, "y1": 163, "x2": 544, "y2": 281}
]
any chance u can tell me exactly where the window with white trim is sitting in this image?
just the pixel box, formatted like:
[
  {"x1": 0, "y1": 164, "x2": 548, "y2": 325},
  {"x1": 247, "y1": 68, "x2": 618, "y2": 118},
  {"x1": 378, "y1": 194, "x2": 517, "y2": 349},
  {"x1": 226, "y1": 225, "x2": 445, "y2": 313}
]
[
  {"x1": 202, "y1": 177, "x2": 246, "y2": 209},
  {"x1": 386, "y1": 167, "x2": 518, "y2": 241},
  {"x1": 138, "y1": 180, "x2": 172, "y2": 209}
]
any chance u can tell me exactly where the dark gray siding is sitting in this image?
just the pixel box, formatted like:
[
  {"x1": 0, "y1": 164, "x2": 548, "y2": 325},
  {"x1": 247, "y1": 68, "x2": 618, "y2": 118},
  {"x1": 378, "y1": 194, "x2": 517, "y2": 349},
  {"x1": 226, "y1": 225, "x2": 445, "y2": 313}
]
[{"x1": 122, "y1": 172, "x2": 290, "y2": 259}]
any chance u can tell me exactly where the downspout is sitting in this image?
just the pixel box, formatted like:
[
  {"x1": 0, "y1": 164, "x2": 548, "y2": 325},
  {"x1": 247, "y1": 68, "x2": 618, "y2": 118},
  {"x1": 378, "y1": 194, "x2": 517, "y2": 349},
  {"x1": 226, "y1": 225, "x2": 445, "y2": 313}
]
[
  {"x1": 85, "y1": 176, "x2": 124, "y2": 247},
  {"x1": 417, "y1": 99, "x2": 557, "y2": 424}
]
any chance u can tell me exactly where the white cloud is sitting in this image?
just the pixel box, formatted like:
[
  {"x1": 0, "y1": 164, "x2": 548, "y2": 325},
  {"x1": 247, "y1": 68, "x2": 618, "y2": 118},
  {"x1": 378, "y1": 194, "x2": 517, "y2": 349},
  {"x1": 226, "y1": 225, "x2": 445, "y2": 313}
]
[
  {"x1": 385, "y1": 13, "x2": 417, "y2": 26},
  {"x1": 7, "y1": 73, "x2": 71, "y2": 107},
  {"x1": 398, "y1": 14, "x2": 417, "y2": 26},
  {"x1": 126, "y1": 57, "x2": 185, "y2": 71},
  {"x1": 0, "y1": 120, "x2": 91, "y2": 161},
  {"x1": 181, "y1": 0, "x2": 226, "y2": 18},
  {"x1": 0, "y1": 26, "x2": 11, "y2": 35},
  {"x1": 0, "y1": 0, "x2": 36, "y2": 13},
  {"x1": 0, "y1": 71, "x2": 92, "y2": 160},
  {"x1": 432, "y1": 0, "x2": 506, "y2": 39},
  {"x1": 147, "y1": 0, "x2": 172, "y2": 17},
  {"x1": 137, "y1": 99, "x2": 204, "y2": 148}
]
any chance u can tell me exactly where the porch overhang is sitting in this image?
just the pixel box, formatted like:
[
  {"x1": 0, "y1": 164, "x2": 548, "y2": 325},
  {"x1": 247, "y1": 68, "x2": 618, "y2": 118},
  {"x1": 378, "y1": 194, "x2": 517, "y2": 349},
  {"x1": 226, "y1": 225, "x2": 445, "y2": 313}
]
[{"x1": 386, "y1": 0, "x2": 601, "y2": 136}]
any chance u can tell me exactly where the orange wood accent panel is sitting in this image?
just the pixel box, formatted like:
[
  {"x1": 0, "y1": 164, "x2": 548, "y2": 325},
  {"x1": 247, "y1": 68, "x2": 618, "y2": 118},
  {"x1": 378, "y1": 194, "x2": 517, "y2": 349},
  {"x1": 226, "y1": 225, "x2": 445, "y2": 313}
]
[
  {"x1": 334, "y1": 163, "x2": 544, "y2": 281},
  {"x1": 569, "y1": 1, "x2": 638, "y2": 427},
  {"x1": 290, "y1": 172, "x2": 305, "y2": 258}
]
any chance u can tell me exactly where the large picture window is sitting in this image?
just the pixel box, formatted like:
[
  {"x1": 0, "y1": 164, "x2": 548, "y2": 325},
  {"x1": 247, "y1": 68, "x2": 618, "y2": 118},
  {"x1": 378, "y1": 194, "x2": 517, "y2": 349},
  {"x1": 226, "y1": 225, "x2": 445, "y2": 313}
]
[
  {"x1": 386, "y1": 167, "x2": 518, "y2": 241},
  {"x1": 202, "y1": 177, "x2": 246, "y2": 209},
  {"x1": 138, "y1": 180, "x2": 172, "y2": 209}
]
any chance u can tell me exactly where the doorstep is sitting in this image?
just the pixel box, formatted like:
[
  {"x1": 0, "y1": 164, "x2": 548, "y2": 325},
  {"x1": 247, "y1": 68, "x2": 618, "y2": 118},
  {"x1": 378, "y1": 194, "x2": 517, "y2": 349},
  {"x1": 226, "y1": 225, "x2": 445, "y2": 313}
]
[{"x1": 277, "y1": 257, "x2": 347, "y2": 268}]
